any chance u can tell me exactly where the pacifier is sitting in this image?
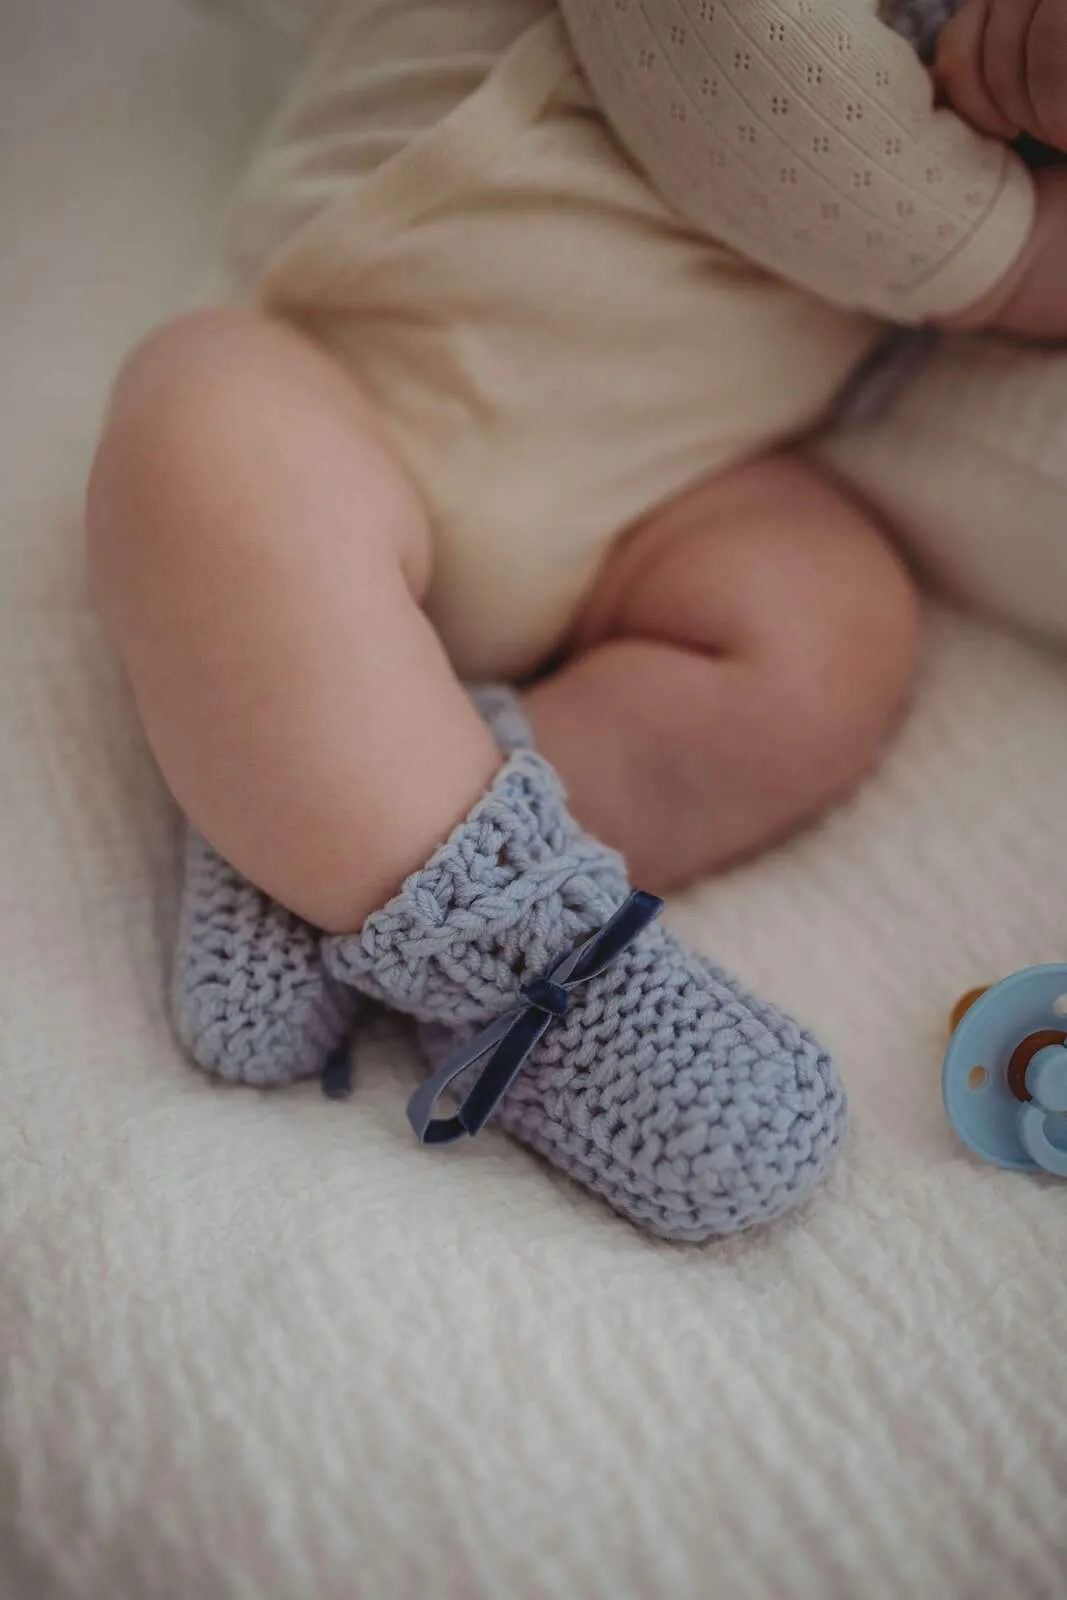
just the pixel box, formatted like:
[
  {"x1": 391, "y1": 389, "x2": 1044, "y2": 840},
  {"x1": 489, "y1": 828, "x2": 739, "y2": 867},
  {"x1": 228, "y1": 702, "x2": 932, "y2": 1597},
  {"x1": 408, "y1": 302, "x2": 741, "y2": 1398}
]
[{"x1": 944, "y1": 965, "x2": 1067, "y2": 1175}]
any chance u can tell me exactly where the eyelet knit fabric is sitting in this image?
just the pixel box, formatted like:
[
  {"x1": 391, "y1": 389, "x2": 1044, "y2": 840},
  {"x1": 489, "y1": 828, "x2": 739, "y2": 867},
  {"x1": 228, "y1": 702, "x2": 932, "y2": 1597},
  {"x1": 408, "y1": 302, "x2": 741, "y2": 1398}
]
[
  {"x1": 555, "y1": 0, "x2": 1033, "y2": 323},
  {"x1": 323, "y1": 751, "x2": 846, "y2": 1241},
  {"x1": 172, "y1": 829, "x2": 359, "y2": 1087}
]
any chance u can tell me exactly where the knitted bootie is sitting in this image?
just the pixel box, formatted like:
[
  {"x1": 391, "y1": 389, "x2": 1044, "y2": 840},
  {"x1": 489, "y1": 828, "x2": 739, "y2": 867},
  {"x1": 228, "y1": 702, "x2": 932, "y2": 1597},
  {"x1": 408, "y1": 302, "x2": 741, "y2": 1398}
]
[
  {"x1": 170, "y1": 689, "x2": 527, "y2": 1088},
  {"x1": 323, "y1": 752, "x2": 846, "y2": 1241},
  {"x1": 173, "y1": 829, "x2": 359, "y2": 1086},
  {"x1": 467, "y1": 682, "x2": 535, "y2": 754}
]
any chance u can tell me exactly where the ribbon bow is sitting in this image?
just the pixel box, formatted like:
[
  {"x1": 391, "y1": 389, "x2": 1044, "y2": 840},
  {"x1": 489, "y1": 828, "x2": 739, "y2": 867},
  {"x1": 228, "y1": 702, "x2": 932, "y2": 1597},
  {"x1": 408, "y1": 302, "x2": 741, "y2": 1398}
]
[{"x1": 407, "y1": 889, "x2": 663, "y2": 1145}]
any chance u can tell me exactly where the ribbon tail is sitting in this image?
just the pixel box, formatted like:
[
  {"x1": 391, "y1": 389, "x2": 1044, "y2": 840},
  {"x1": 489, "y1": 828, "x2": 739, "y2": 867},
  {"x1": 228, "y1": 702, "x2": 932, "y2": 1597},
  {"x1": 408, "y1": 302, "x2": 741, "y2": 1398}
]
[
  {"x1": 407, "y1": 1008, "x2": 518, "y2": 1145},
  {"x1": 454, "y1": 1007, "x2": 552, "y2": 1137},
  {"x1": 407, "y1": 1005, "x2": 549, "y2": 1145}
]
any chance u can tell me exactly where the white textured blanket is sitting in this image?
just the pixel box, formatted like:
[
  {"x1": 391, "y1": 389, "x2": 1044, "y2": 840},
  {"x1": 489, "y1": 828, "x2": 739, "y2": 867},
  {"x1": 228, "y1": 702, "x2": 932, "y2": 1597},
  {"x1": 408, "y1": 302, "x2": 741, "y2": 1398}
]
[{"x1": 2, "y1": 4, "x2": 1065, "y2": 1597}]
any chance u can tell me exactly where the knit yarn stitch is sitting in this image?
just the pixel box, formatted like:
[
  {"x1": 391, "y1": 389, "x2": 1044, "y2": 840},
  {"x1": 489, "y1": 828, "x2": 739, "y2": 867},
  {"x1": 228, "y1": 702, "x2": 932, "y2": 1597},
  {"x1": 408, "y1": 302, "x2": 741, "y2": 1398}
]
[
  {"x1": 173, "y1": 829, "x2": 358, "y2": 1086},
  {"x1": 325, "y1": 752, "x2": 846, "y2": 1241}
]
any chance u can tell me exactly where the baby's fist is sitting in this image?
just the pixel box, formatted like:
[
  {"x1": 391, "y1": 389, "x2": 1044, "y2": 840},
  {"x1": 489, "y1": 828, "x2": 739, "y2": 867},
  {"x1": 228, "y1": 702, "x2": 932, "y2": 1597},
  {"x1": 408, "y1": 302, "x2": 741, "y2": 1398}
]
[{"x1": 935, "y1": 0, "x2": 1067, "y2": 151}]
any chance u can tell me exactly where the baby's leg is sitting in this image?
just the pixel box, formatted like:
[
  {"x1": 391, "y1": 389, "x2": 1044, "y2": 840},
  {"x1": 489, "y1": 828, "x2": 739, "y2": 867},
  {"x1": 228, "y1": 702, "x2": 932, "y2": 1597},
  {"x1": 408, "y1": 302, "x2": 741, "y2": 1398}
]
[
  {"x1": 88, "y1": 309, "x2": 500, "y2": 935},
  {"x1": 527, "y1": 455, "x2": 922, "y2": 891},
  {"x1": 89, "y1": 310, "x2": 848, "y2": 1238},
  {"x1": 90, "y1": 311, "x2": 919, "y2": 926}
]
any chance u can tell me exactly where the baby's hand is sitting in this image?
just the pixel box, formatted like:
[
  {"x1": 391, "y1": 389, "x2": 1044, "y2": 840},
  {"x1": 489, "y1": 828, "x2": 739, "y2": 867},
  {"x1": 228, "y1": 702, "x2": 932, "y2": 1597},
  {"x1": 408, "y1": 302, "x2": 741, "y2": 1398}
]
[{"x1": 935, "y1": 0, "x2": 1067, "y2": 151}]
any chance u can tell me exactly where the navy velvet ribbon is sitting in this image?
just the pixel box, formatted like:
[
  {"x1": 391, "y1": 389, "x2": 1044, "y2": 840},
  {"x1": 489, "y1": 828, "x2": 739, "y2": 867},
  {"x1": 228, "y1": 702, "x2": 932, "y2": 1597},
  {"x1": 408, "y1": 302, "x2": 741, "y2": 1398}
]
[{"x1": 406, "y1": 889, "x2": 664, "y2": 1146}]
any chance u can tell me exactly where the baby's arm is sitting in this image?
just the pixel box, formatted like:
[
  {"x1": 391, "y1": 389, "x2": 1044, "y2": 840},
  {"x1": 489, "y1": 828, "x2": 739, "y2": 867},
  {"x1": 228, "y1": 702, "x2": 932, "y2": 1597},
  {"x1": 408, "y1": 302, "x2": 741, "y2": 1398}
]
[
  {"x1": 944, "y1": 166, "x2": 1067, "y2": 336},
  {"x1": 558, "y1": 0, "x2": 1041, "y2": 328}
]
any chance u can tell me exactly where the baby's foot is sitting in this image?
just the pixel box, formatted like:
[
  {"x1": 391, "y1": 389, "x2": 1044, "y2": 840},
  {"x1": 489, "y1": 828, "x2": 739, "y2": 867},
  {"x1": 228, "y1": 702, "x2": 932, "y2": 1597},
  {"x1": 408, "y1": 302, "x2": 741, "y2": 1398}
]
[
  {"x1": 323, "y1": 753, "x2": 846, "y2": 1241},
  {"x1": 173, "y1": 829, "x2": 359, "y2": 1087},
  {"x1": 169, "y1": 690, "x2": 525, "y2": 1088}
]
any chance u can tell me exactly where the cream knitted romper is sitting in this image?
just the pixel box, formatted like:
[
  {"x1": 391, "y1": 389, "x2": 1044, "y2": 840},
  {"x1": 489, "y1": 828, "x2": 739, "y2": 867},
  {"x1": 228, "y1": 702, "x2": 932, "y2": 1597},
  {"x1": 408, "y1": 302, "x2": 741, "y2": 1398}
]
[{"x1": 231, "y1": 0, "x2": 1067, "y2": 674}]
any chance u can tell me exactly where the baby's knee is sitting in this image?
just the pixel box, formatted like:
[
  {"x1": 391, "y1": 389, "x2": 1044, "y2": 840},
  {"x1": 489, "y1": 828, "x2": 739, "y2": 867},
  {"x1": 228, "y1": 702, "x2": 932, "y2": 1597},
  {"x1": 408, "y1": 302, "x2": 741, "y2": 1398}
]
[
  {"x1": 97, "y1": 308, "x2": 274, "y2": 450},
  {"x1": 667, "y1": 454, "x2": 923, "y2": 794},
  {"x1": 87, "y1": 310, "x2": 271, "y2": 568},
  {"x1": 87, "y1": 306, "x2": 426, "y2": 600}
]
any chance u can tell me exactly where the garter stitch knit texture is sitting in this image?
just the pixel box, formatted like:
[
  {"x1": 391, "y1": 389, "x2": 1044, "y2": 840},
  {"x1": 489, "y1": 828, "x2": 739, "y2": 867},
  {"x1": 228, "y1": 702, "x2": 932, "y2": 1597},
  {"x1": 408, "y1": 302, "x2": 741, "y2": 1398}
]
[
  {"x1": 171, "y1": 686, "x2": 532, "y2": 1086},
  {"x1": 173, "y1": 829, "x2": 358, "y2": 1086},
  {"x1": 324, "y1": 751, "x2": 845, "y2": 1240}
]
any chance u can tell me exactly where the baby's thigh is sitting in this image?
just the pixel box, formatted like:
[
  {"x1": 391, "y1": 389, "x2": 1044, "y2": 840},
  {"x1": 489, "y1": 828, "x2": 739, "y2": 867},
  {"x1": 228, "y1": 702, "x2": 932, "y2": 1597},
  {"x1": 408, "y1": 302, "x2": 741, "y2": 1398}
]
[
  {"x1": 571, "y1": 452, "x2": 921, "y2": 777},
  {"x1": 811, "y1": 335, "x2": 1067, "y2": 646}
]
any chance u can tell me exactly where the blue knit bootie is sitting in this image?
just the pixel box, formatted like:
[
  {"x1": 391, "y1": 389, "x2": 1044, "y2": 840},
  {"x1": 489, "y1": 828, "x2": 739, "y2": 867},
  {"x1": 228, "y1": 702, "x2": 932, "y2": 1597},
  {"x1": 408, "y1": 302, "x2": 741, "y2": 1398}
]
[
  {"x1": 323, "y1": 751, "x2": 846, "y2": 1241},
  {"x1": 172, "y1": 829, "x2": 359, "y2": 1086},
  {"x1": 169, "y1": 689, "x2": 528, "y2": 1086}
]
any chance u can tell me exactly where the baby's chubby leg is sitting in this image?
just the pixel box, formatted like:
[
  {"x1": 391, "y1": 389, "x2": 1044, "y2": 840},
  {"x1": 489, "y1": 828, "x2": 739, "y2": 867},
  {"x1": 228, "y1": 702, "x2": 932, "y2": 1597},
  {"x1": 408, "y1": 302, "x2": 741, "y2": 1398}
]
[
  {"x1": 530, "y1": 455, "x2": 922, "y2": 891},
  {"x1": 88, "y1": 309, "x2": 499, "y2": 935},
  {"x1": 90, "y1": 308, "x2": 919, "y2": 926}
]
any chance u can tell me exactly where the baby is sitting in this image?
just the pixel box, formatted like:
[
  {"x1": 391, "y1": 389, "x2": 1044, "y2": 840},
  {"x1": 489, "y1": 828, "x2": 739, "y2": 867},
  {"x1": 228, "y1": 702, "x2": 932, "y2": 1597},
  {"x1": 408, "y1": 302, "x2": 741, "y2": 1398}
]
[{"x1": 87, "y1": 0, "x2": 1067, "y2": 1241}]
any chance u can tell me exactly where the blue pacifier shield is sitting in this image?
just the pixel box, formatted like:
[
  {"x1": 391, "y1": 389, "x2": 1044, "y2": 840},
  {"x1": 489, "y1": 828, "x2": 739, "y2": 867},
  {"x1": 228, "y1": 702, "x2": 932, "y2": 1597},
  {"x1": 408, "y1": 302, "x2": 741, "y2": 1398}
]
[{"x1": 943, "y1": 964, "x2": 1067, "y2": 1173}]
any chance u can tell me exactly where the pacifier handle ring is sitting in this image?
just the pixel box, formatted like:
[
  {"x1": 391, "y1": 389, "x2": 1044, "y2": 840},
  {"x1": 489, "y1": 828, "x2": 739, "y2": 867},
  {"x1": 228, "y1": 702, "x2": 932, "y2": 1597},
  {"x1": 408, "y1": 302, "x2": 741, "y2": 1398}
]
[
  {"x1": 1018, "y1": 1103, "x2": 1067, "y2": 1178},
  {"x1": 1007, "y1": 1030, "x2": 1066, "y2": 1103}
]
